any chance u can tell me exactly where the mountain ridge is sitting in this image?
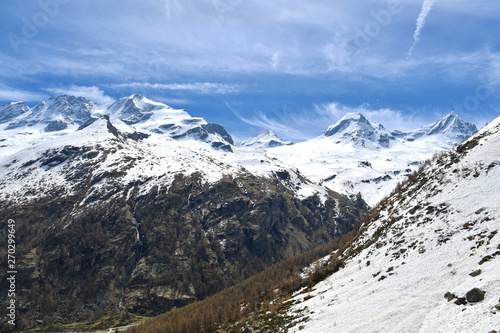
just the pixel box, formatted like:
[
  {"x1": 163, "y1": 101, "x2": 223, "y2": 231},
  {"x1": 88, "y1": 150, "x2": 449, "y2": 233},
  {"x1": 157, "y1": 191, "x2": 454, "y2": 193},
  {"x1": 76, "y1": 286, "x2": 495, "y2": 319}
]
[
  {"x1": 268, "y1": 111, "x2": 478, "y2": 206},
  {"x1": 0, "y1": 94, "x2": 236, "y2": 157},
  {"x1": 283, "y1": 115, "x2": 500, "y2": 332},
  {"x1": 238, "y1": 130, "x2": 293, "y2": 149},
  {"x1": 0, "y1": 93, "x2": 490, "y2": 332},
  {"x1": 118, "y1": 115, "x2": 499, "y2": 333},
  {"x1": 320, "y1": 111, "x2": 477, "y2": 150},
  {"x1": 0, "y1": 95, "x2": 479, "y2": 206},
  {"x1": 0, "y1": 110, "x2": 369, "y2": 330}
]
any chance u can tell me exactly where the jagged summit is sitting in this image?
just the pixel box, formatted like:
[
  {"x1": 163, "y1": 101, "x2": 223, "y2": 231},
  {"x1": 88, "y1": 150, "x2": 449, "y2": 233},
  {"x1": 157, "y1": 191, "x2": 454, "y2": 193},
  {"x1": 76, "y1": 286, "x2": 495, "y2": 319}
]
[
  {"x1": 320, "y1": 111, "x2": 477, "y2": 150},
  {"x1": 0, "y1": 95, "x2": 481, "y2": 203},
  {"x1": 268, "y1": 111, "x2": 480, "y2": 206},
  {"x1": 106, "y1": 94, "x2": 169, "y2": 125},
  {"x1": 285, "y1": 115, "x2": 500, "y2": 332},
  {"x1": 238, "y1": 130, "x2": 293, "y2": 149},
  {"x1": 428, "y1": 111, "x2": 463, "y2": 135},
  {"x1": 340, "y1": 112, "x2": 366, "y2": 121},
  {"x1": 89, "y1": 94, "x2": 234, "y2": 150},
  {"x1": 0, "y1": 101, "x2": 30, "y2": 124},
  {"x1": 405, "y1": 111, "x2": 477, "y2": 144},
  {"x1": 0, "y1": 94, "x2": 235, "y2": 153},
  {"x1": 4, "y1": 95, "x2": 96, "y2": 132},
  {"x1": 130, "y1": 93, "x2": 145, "y2": 99},
  {"x1": 323, "y1": 112, "x2": 394, "y2": 149}
]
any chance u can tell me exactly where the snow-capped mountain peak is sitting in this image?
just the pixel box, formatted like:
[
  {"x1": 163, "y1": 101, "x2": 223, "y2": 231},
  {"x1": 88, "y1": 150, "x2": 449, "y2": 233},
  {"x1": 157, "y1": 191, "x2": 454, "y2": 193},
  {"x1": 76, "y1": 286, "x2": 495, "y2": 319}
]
[
  {"x1": 323, "y1": 112, "x2": 394, "y2": 149},
  {"x1": 0, "y1": 101, "x2": 30, "y2": 124},
  {"x1": 428, "y1": 111, "x2": 477, "y2": 137},
  {"x1": 4, "y1": 95, "x2": 96, "y2": 132},
  {"x1": 238, "y1": 130, "x2": 293, "y2": 149},
  {"x1": 106, "y1": 94, "x2": 169, "y2": 125},
  {"x1": 286, "y1": 115, "x2": 500, "y2": 333},
  {"x1": 268, "y1": 111, "x2": 479, "y2": 206},
  {"x1": 102, "y1": 94, "x2": 234, "y2": 150},
  {"x1": 0, "y1": 94, "x2": 236, "y2": 156},
  {"x1": 340, "y1": 112, "x2": 366, "y2": 121},
  {"x1": 405, "y1": 111, "x2": 477, "y2": 145}
]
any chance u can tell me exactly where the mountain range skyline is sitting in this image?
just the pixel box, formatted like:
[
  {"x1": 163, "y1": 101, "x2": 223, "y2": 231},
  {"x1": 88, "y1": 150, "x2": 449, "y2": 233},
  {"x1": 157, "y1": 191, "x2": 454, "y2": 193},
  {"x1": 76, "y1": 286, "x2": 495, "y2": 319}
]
[
  {"x1": 0, "y1": 93, "x2": 481, "y2": 207},
  {"x1": 1, "y1": 1, "x2": 498, "y2": 331},
  {"x1": 1, "y1": 1, "x2": 498, "y2": 142},
  {"x1": 0, "y1": 93, "x2": 482, "y2": 144},
  {"x1": 0, "y1": 89, "x2": 496, "y2": 331}
]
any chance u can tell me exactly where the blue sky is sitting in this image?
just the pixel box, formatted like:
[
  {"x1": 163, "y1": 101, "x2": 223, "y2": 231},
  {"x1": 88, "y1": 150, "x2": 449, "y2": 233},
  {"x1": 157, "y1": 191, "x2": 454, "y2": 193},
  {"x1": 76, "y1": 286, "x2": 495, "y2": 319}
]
[{"x1": 0, "y1": 0, "x2": 499, "y2": 141}]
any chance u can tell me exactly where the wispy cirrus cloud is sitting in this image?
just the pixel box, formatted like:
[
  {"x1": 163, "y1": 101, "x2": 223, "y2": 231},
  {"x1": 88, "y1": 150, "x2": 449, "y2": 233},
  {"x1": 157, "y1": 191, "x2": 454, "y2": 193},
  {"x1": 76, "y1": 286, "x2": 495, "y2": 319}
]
[
  {"x1": 313, "y1": 103, "x2": 427, "y2": 132},
  {"x1": 107, "y1": 82, "x2": 243, "y2": 95},
  {"x1": 164, "y1": 0, "x2": 183, "y2": 19},
  {"x1": 45, "y1": 85, "x2": 114, "y2": 104},
  {"x1": 0, "y1": 0, "x2": 499, "y2": 131},
  {"x1": 408, "y1": 0, "x2": 439, "y2": 57},
  {"x1": 0, "y1": 87, "x2": 47, "y2": 103},
  {"x1": 227, "y1": 102, "x2": 310, "y2": 141},
  {"x1": 229, "y1": 101, "x2": 428, "y2": 142}
]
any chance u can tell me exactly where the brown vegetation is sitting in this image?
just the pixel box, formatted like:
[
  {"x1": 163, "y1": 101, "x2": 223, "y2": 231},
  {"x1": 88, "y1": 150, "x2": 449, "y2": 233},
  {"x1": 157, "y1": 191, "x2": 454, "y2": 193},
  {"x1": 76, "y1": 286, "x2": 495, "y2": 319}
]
[{"x1": 124, "y1": 225, "x2": 360, "y2": 333}]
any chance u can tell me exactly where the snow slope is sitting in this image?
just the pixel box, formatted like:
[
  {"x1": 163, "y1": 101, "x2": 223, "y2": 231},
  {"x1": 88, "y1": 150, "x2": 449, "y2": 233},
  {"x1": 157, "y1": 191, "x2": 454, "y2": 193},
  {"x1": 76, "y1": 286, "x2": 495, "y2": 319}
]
[
  {"x1": 0, "y1": 94, "x2": 235, "y2": 158},
  {"x1": 0, "y1": 95, "x2": 478, "y2": 208},
  {"x1": 287, "y1": 116, "x2": 500, "y2": 333},
  {"x1": 0, "y1": 115, "x2": 330, "y2": 205},
  {"x1": 269, "y1": 112, "x2": 477, "y2": 206},
  {"x1": 238, "y1": 130, "x2": 293, "y2": 149}
]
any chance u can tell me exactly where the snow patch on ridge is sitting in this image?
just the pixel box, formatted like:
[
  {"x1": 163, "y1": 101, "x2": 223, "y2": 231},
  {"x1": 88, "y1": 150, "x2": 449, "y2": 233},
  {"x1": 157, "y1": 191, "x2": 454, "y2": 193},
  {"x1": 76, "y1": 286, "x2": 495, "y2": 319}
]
[{"x1": 287, "y1": 116, "x2": 500, "y2": 333}]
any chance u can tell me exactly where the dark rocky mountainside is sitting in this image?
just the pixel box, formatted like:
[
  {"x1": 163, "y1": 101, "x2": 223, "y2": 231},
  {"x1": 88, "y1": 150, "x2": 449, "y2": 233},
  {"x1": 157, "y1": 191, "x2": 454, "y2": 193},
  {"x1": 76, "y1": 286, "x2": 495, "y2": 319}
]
[
  {"x1": 270, "y1": 116, "x2": 500, "y2": 332},
  {"x1": 0, "y1": 170, "x2": 366, "y2": 329},
  {"x1": 0, "y1": 117, "x2": 368, "y2": 331}
]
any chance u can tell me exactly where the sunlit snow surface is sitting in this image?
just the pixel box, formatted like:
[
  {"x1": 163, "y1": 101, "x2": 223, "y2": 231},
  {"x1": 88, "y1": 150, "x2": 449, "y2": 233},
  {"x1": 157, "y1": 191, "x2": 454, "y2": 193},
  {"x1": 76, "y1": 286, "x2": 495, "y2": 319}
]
[
  {"x1": 237, "y1": 130, "x2": 293, "y2": 149},
  {"x1": 268, "y1": 134, "x2": 450, "y2": 206},
  {"x1": 268, "y1": 111, "x2": 477, "y2": 207},
  {"x1": 0, "y1": 96, "x2": 477, "y2": 208},
  {"x1": 288, "y1": 117, "x2": 500, "y2": 333},
  {"x1": 0, "y1": 117, "x2": 329, "y2": 204}
]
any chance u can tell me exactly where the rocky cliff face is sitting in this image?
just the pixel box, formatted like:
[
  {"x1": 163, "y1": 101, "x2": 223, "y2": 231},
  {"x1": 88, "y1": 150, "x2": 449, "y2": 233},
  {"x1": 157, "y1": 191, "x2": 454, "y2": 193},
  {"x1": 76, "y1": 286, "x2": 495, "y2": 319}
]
[
  {"x1": 282, "y1": 116, "x2": 500, "y2": 333},
  {"x1": 0, "y1": 170, "x2": 367, "y2": 328},
  {"x1": 0, "y1": 116, "x2": 368, "y2": 330}
]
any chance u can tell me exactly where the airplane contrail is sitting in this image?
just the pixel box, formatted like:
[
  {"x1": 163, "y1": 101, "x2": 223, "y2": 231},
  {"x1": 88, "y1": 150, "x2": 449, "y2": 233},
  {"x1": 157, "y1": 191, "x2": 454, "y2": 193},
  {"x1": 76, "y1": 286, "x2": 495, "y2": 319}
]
[{"x1": 408, "y1": 0, "x2": 438, "y2": 57}]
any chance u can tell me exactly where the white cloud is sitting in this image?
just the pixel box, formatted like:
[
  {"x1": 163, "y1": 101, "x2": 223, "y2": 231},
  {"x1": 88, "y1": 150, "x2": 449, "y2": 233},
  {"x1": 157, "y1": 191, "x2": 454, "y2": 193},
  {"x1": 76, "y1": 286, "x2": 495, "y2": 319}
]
[
  {"x1": 164, "y1": 0, "x2": 183, "y2": 19},
  {"x1": 150, "y1": 97, "x2": 190, "y2": 106},
  {"x1": 408, "y1": 0, "x2": 438, "y2": 57},
  {"x1": 0, "y1": 88, "x2": 48, "y2": 103},
  {"x1": 45, "y1": 86, "x2": 114, "y2": 104},
  {"x1": 230, "y1": 101, "x2": 428, "y2": 142},
  {"x1": 108, "y1": 82, "x2": 243, "y2": 95},
  {"x1": 226, "y1": 102, "x2": 313, "y2": 141},
  {"x1": 315, "y1": 103, "x2": 427, "y2": 132}
]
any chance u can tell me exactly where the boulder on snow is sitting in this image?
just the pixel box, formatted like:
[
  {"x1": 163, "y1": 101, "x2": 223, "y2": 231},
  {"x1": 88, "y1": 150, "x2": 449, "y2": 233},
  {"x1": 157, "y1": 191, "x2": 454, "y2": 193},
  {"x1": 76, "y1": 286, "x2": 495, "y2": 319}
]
[
  {"x1": 469, "y1": 269, "x2": 482, "y2": 277},
  {"x1": 444, "y1": 292, "x2": 456, "y2": 302},
  {"x1": 466, "y1": 288, "x2": 485, "y2": 303}
]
